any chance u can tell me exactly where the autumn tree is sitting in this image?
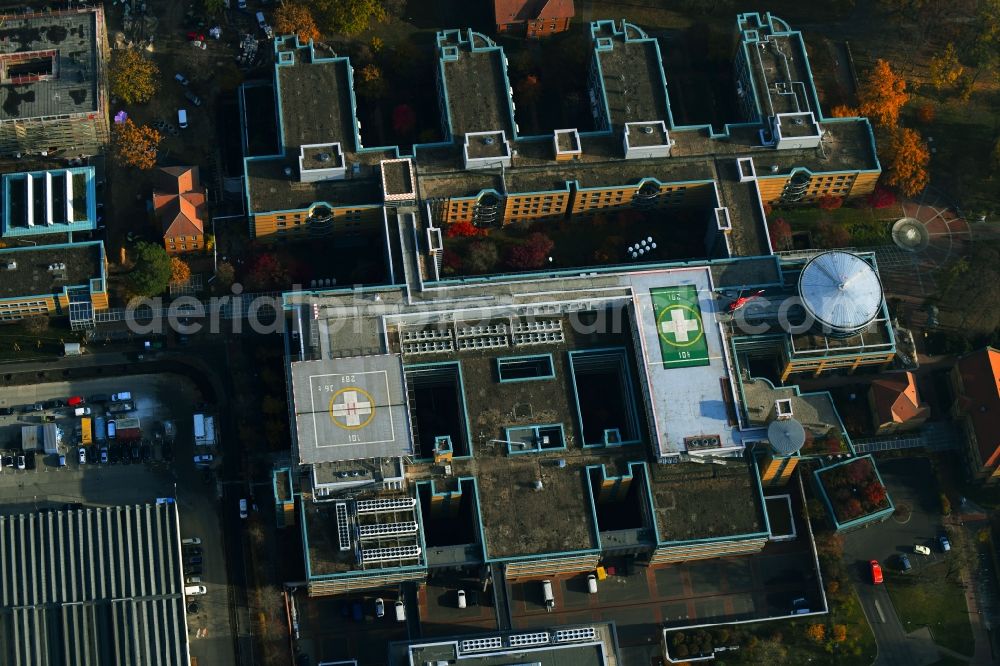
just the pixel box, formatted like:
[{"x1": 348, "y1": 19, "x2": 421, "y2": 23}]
[
  {"x1": 805, "y1": 624, "x2": 826, "y2": 643},
  {"x1": 245, "y1": 253, "x2": 290, "y2": 291},
  {"x1": 832, "y1": 625, "x2": 848, "y2": 642},
  {"x1": 929, "y1": 43, "x2": 964, "y2": 90},
  {"x1": 311, "y1": 0, "x2": 386, "y2": 37},
  {"x1": 274, "y1": 3, "x2": 320, "y2": 43},
  {"x1": 516, "y1": 74, "x2": 541, "y2": 105},
  {"x1": 830, "y1": 104, "x2": 857, "y2": 118},
  {"x1": 392, "y1": 104, "x2": 416, "y2": 136},
  {"x1": 109, "y1": 49, "x2": 159, "y2": 104},
  {"x1": 505, "y1": 232, "x2": 554, "y2": 270},
  {"x1": 884, "y1": 126, "x2": 930, "y2": 197},
  {"x1": 916, "y1": 103, "x2": 936, "y2": 124},
  {"x1": 817, "y1": 194, "x2": 844, "y2": 211},
  {"x1": 170, "y1": 257, "x2": 191, "y2": 283},
  {"x1": 857, "y1": 59, "x2": 909, "y2": 129},
  {"x1": 357, "y1": 64, "x2": 386, "y2": 99},
  {"x1": 112, "y1": 119, "x2": 161, "y2": 170},
  {"x1": 465, "y1": 240, "x2": 499, "y2": 273},
  {"x1": 768, "y1": 217, "x2": 792, "y2": 251}
]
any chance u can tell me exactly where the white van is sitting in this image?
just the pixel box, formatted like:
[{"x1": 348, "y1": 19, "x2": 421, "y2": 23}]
[
  {"x1": 587, "y1": 574, "x2": 598, "y2": 594},
  {"x1": 178, "y1": 109, "x2": 188, "y2": 129},
  {"x1": 542, "y1": 579, "x2": 555, "y2": 611},
  {"x1": 185, "y1": 585, "x2": 207, "y2": 596},
  {"x1": 394, "y1": 600, "x2": 406, "y2": 622}
]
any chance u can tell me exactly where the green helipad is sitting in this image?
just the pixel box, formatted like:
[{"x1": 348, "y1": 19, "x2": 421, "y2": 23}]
[{"x1": 650, "y1": 285, "x2": 710, "y2": 368}]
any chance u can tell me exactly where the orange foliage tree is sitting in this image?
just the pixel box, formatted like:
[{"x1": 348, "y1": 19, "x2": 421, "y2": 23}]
[
  {"x1": 805, "y1": 624, "x2": 826, "y2": 643},
  {"x1": 170, "y1": 257, "x2": 191, "y2": 283},
  {"x1": 112, "y1": 119, "x2": 161, "y2": 170},
  {"x1": 858, "y1": 59, "x2": 910, "y2": 129},
  {"x1": 832, "y1": 625, "x2": 848, "y2": 642},
  {"x1": 830, "y1": 104, "x2": 857, "y2": 118},
  {"x1": 884, "y1": 127, "x2": 930, "y2": 197},
  {"x1": 274, "y1": 3, "x2": 321, "y2": 43}
]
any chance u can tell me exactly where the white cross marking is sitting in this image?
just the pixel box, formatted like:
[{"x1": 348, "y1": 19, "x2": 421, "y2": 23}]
[
  {"x1": 331, "y1": 390, "x2": 373, "y2": 426},
  {"x1": 660, "y1": 308, "x2": 699, "y2": 342}
]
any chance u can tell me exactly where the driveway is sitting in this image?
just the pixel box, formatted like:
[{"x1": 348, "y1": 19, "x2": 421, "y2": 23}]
[{"x1": 842, "y1": 458, "x2": 952, "y2": 666}]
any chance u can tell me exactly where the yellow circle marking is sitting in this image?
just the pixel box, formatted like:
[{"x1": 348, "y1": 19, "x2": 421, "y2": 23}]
[
  {"x1": 328, "y1": 386, "x2": 376, "y2": 430},
  {"x1": 656, "y1": 303, "x2": 704, "y2": 348}
]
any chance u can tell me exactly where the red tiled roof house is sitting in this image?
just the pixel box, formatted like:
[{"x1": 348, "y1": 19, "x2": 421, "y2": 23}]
[
  {"x1": 951, "y1": 347, "x2": 1000, "y2": 482},
  {"x1": 868, "y1": 372, "x2": 930, "y2": 435},
  {"x1": 494, "y1": 0, "x2": 574, "y2": 38},
  {"x1": 154, "y1": 166, "x2": 206, "y2": 255}
]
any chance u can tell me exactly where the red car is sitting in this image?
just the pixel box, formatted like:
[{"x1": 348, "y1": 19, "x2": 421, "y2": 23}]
[
  {"x1": 67, "y1": 396, "x2": 85, "y2": 407},
  {"x1": 186, "y1": 32, "x2": 205, "y2": 42},
  {"x1": 870, "y1": 560, "x2": 883, "y2": 585}
]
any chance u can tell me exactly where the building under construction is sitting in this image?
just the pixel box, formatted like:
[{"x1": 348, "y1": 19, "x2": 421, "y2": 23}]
[{"x1": 0, "y1": 7, "x2": 109, "y2": 157}]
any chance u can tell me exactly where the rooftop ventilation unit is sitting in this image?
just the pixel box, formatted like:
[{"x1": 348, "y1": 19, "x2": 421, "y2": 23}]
[
  {"x1": 318, "y1": 152, "x2": 332, "y2": 162},
  {"x1": 358, "y1": 521, "x2": 419, "y2": 539},
  {"x1": 335, "y1": 501, "x2": 351, "y2": 552},
  {"x1": 483, "y1": 136, "x2": 495, "y2": 145},
  {"x1": 641, "y1": 125, "x2": 654, "y2": 134},
  {"x1": 355, "y1": 497, "x2": 416, "y2": 514},
  {"x1": 2, "y1": 261, "x2": 16, "y2": 271},
  {"x1": 283, "y1": 166, "x2": 293, "y2": 177},
  {"x1": 774, "y1": 398, "x2": 794, "y2": 419},
  {"x1": 360, "y1": 544, "x2": 421, "y2": 563}
]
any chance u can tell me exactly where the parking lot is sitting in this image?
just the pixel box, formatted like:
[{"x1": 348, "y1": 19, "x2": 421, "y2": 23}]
[
  {"x1": 294, "y1": 587, "x2": 413, "y2": 666},
  {"x1": 0, "y1": 373, "x2": 234, "y2": 666},
  {"x1": 843, "y1": 457, "x2": 948, "y2": 575}
]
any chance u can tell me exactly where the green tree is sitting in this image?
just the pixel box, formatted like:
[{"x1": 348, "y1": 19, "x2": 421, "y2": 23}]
[
  {"x1": 202, "y1": 0, "x2": 225, "y2": 14},
  {"x1": 929, "y1": 43, "x2": 964, "y2": 90},
  {"x1": 215, "y1": 261, "x2": 235, "y2": 291},
  {"x1": 312, "y1": 0, "x2": 386, "y2": 37},
  {"x1": 126, "y1": 242, "x2": 173, "y2": 297},
  {"x1": 109, "y1": 49, "x2": 159, "y2": 105}
]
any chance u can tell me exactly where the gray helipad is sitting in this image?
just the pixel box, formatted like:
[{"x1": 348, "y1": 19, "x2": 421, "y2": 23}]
[{"x1": 290, "y1": 355, "x2": 412, "y2": 464}]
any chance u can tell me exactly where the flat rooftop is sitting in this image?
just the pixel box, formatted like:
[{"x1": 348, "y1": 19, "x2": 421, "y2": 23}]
[
  {"x1": 624, "y1": 268, "x2": 741, "y2": 457},
  {"x1": 277, "y1": 48, "x2": 356, "y2": 151},
  {"x1": 2, "y1": 167, "x2": 95, "y2": 236},
  {"x1": 0, "y1": 504, "x2": 188, "y2": 666},
  {"x1": 245, "y1": 152, "x2": 386, "y2": 214},
  {"x1": 0, "y1": 8, "x2": 101, "y2": 121},
  {"x1": 594, "y1": 24, "x2": 670, "y2": 129},
  {"x1": 290, "y1": 355, "x2": 413, "y2": 465},
  {"x1": 0, "y1": 241, "x2": 102, "y2": 300},
  {"x1": 647, "y1": 460, "x2": 765, "y2": 542},
  {"x1": 398, "y1": 624, "x2": 617, "y2": 666},
  {"x1": 439, "y1": 32, "x2": 514, "y2": 138}
]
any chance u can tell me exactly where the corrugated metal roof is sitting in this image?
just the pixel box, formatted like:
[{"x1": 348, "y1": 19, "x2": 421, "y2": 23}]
[
  {"x1": 798, "y1": 251, "x2": 882, "y2": 334},
  {"x1": 0, "y1": 504, "x2": 188, "y2": 666}
]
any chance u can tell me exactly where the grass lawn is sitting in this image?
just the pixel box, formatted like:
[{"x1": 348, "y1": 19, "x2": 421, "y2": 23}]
[
  {"x1": 885, "y1": 563, "x2": 973, "y2": 657},
  {"x1": 773, "y1": 204, "x2": 900, "y2": 249}
]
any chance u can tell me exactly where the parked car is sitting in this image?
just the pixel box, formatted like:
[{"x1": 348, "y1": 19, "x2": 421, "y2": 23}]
[
  {"x1": 78, "y1": 448, "x2": 86, "y2": 464},
  {"x1": 43, "y1": 399, "x2": 64, "y2": 409},
  {"x1": 182, "y1": 537, "x2": 202, "y2": 546},
  {"x1": 110, "y1": 392, "x2": 132, "y2": 402},
  {"x1": 174, "y1": 73, "x2": 190, "y2": 86},
  {"x1": 939, "y1": 535, "x2": 951, "y2": 552},
  {"x1": 31, "y1": 402, "x2": 44, "y2": 412},
  {"x1": 186, "y1": 576, "x2": 202, "y2": 584},
  {"x1": 100, "y1": 448, "x2": 108, "y2": 464},
  {"x1": 351, "y1": 600, "x2": 363, "y2": 622},
  {"x1": 914, "y1": 544, "x2": 931, "y2": 555},
  {"x1": 184, "y1": 585, "x2": 207, "y2": 596},
  {"x1": 394, "y1": 600, "x2": 406, "y2": 622},
  {"x1": 187, "y1": 556, "x2": 203, "y2": 565},
  {"x1": 193, "y1": 454, "x2": 213, "y2": 465},
  {"x1": 898, "y1": 553, "x2": 912, "y2": 572},
  {"x1": 16, "y1": 455, "x2": 25, "y2": 470},
  {"x1": 457, "y1": 589, "x2": 467, "y2": 608},
  {"x1": 58, "y1": 455, "x2": 66, "y2": 467},
  {"x1": 67, "y1": 396, "x2": 84, "y2": 406},
  {"x1": 184, "y1": 546, "x2": 203, "y2": 556},
  {"x1": 239, "y1": 498, "x2": 248, "y2": 519},
  {"x1": 869, "y1": 560, "x2": 883, "y2": 585},
  {"x1": 184, "y1": 90, "x2": 202, "y2": 107},
  {"x1": 107, "y1": 421, "x2": 116, "y2": 439},
  {"x1": 375, "y1": 598, "x2": 385, "y2": 618},
  {"x1": 74, "y1": 407, "x2": 92, "y2": 416},
  {"x1": 1, "y1": 455, "x2": 13, "y2": 468},
  {"x1": 0, "y1": 407, "x2": 13, "y2": 416}
]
